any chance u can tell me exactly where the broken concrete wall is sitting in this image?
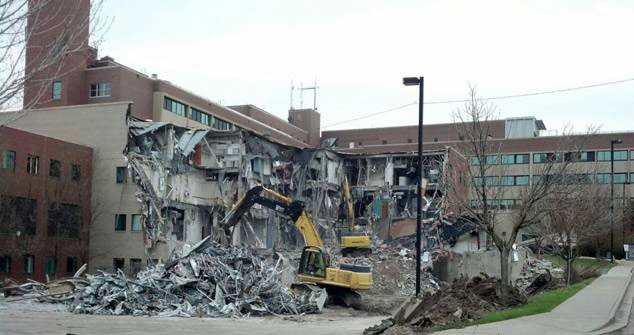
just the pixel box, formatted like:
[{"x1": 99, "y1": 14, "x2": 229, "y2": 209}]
[{"x1": 433, "y1": 249, "x2": 528, "y2": 282}]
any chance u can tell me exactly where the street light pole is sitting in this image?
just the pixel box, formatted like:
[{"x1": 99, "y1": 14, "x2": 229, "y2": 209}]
[
  {"x1": 403, "y1": 76, "x2": 424, "y2": 297},
  {"x1": 610, "y1": 139, "x2": 622, "y2": 263}
]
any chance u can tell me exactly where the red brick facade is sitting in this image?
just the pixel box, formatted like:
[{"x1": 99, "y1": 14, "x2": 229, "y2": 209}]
[{"x1": 0, "y1": 126, "x2": 92, "y2": 282}]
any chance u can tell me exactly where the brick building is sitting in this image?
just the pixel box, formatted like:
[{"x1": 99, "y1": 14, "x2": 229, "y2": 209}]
[{"x1": 0, "y1": 126, "x2": 92, "y2": 282}]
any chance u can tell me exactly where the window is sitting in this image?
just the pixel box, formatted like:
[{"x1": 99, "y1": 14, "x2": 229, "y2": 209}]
[
  {"x1": 614, "y1": 173, "x2": 627, "y2": 184},
  {"x1": 116, "y1": 166, "x2": 127, "y2": 183},
  {"x1": 598, "y1": 150, "x2": 628, "y2": 161},
  {"x1": 485, "y1": 155, "x2": 498, "y2": 165},
  {"x1": 48, "y1": 203, "x2": 80, "y2": 238},
  {"x1": 213, "y1": 117, "x2": 232, "y2": 130},
  {"x1": 407, "y1": 139, "x2": 413, "y2": 143},
  {"x1": 533, "y1": 153, "x2": 547, "y2": 163},
  {"x1": 485, "y1": 176, "x2": 499, "y2": 186},
  {"x1": 459, "y1": 135, "x2": 465, "y2": 141},
  {"x1": 52, "y1": 80, "x2": 62, "y2": 100},
  {"x1": 131, "y1": 214, "x2": 143, "y2": 232},
  {"x1": 66, "y1": 257, "x2": 78, "y2": 274},
  {"x1": 0, "y1": 255, "x2": 11, "y2": 273},
  {"x1": 71, "y1": 164, "x2": 81, "y2": 181},
  {"x1": 515, "y1": 154, "x2": 530, "y2": 164},
  {"x1": 89, "y1": 82, "x2": 112, "y2": 97},
  {"x1": 499, "y1": 176, "x2": 514, "y2": 186},
  {"x1": 190, "y1": 107, "x2": 211, "y2": 126},
  {"x1": 0, "y1": 196, "x2": 37, "y2": 235},
  {"x1": 27, "y1": 154, "x2": 39, "y2": 174},
  {"x1": 113, "y1": 258, "x2": 125, "y2": 271},
  {"x1": 382, "y1": 140, "x2": 388, "y2": 145},
  {"x1": 515, "y1": 175, "x2": 530, "y2": 186},
  {"x1": 45, "y1": 257, "x2": 56, "y2": 275},
  {"x1": 433, "y1": 137, "x2": 438, "y2": 142},
  {"x1": 358, "y1": 141, "x2": 363, "y2": 146},
  {"x1": 469, "y1": 156, "x2": 480, "y2": 165},
  {"x1": 501, "y1": 154, "x2": 515, "y2": 165},
  {"x1": 631, "y1": 150, "x2": 634, "y2": 161},
  {"x1": 1, "y1": 150, "x2": 15, "y2": 170},
  {"x1": 115, "y1": 214, "x2": 126, "y2": 231},
  {"x1": 49, "y1": 159, "x2": 61, "y2": 177},
  {"x1": 163, "y1": 97, "x2": 187, "y2": 117},
  {"x1": 130, "y1": 258, "x2": 142, "y2": 276},
  {"x1": 472, "y1": 176, "x2": 483, "y2": 186},
  {"x1": 24, "y1": 255, "x2": 34, "y2": 274},
  {"x1": 533, "y1": 152, "x2": 561, "y2": 163}
]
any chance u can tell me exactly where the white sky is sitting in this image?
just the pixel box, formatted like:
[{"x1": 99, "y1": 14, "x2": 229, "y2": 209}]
[{"x1": 98, "y1": 0, "x2": 634, "y2": 133}]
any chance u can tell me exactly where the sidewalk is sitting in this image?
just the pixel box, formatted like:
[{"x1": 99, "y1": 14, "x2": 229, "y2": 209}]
[{"x1": 432, "y1": 262, "x2": 634, "y2": 335}]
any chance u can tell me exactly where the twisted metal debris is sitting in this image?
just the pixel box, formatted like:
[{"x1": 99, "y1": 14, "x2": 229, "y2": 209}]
[{"x1": 68, "y1": 237, "x2": 326, "y2": 317}]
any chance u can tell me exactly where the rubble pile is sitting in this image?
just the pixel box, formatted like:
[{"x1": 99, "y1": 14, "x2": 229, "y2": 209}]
[
  {"x1": 68, "y1": 237, "x2": 326, "y2": 317},
  {"x1": 364, "y1": 275, "x2": 527, "y2": 334},
  {"x1": 515, "y1": 257, "x2": 564, "y2": 295},
  {"x1": 345, "y1": 245, "x2": 440, "y2": 296}
]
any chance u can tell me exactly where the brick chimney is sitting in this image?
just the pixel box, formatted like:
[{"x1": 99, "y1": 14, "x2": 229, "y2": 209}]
[{"x1": 288, "y1": 108, "x2": 321, "y2": 147}]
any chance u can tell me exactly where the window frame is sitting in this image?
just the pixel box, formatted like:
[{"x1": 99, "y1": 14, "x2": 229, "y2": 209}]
[
  {"x1": 89, "y1": 82, "x2": 112, "y2": 98},
  {"x1": 26, "y1": 154, "x2": 39, "y2": 174},
  {"x1": 1, "y1": 150, "x2": 16, "y2": 170},
  {"x1": 71, "y1": 164, "x2": 81, "y2": 182},
  {"x1": 49, "y1": 159, "x2": 61, "y2": 177},
  {"x1": 116, "y1": 166, "x2": 127, "y2": 183},
  {"x1": 131, "y1": 214, "x2": 143, "y2": 232},
  {"x1": 23, "y1": 254, "x2": 34, "y2": 274},
  {"x1": 52, "y1": 80, "x2": 62, "y2": 100},
  {"x1": 514, "y1": 175, "x2": 530, "y2": 186},
  {"x1": 114, "y1": 214, "x2": 126, "y2": 231}
]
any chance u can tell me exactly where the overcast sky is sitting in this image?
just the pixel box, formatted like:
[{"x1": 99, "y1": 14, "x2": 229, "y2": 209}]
[{"x1": 98, "y1": 0, "x2": 634, "y2": 133}]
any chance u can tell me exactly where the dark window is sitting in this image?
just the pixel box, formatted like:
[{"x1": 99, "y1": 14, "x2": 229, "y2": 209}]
[
  {"x1": 130, "y1": 258, "x2": 142, "y2": 276},
  {"x1": 45, "y1": 256, "x2": 56, "y2": 275},
  {"x1": 515, "y1": 175, "x2": 530, "y2": 185},
  {"x1": 0, "y1": 255, "x2": 11, "y2": 272},
  {"x1": 163, "y1": 97, "x2": 187, "y2": 117},
  {"x1": 115, "y1": 214, "x2": 126, "y2": 231},
  {"x1": 49, "y1": 159, "x2": 61, "y2": 177},
  {"x1": 89, "y1": 82, "x2": 112, "y2": 97},
  {"x1": 23, "y1": 255, "x2": 34, "y2": 274},
  {"x1": 190, "y1": 107, "x2": 211, "y2": 126},
  {"x1": 1, "y1": 150, "x2": 16, "y2": 170},
  {"x1": 358, "y1": 141, "x2": 363, "y2": 146},
  {"x1": 66, "y1": 257, "x2": 78, "y2": 274},
  {"x1": 459, "y1": 135, "x2": 465, "y2": 141},
  {"x1": 47, "y1": 203, "x2": 81, "y2": 238},
  {"x1": 131, "y1": 214, "x2": 143, "y2": 232},
  {"x1": 515, "y1": 154, "x2": 530, "y2": 164},
  {"x1": 433, "y1": 137, "x2": 438, "y2": 142},
  {"x1": 213, "y1": 117, "x2": 232, "y2": 130},
  {"x1": 407, "y1": 139, "x2": 413, "y2": 143},
  {"x1": 382, "y1": 140, "x2": 388, "y2": 145},
  {"x1": 26, "y1": 154, "x2": 39, "y2": 174},
  {"x1": 52, "y1": 80, "x2": 62, "y2": 100},
  {"x1": 113, "y1": 258, "x2": 124, "y2": 271},
  {"x1": 0, "y1": 196, "x2": 37, "y2": 235},
  {"x1": 116, "y1": 166, "x2": 127, "y2": 183},
  {"x1": 71, "y1": 164, "x2": 81, "y2": 181}
]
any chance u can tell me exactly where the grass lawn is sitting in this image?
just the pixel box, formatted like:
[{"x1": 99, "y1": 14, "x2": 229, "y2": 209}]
[
  {"x1": 543, "y1": 255, "x2": 615, "y2": 275},
  {"x1": 432, "y1": 277, "x2": 595, "y2": 332}
]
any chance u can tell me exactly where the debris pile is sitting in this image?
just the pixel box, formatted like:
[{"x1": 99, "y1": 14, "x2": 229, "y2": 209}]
[
  {"x1": 364, "y1": 274, "x2": 527, "y2": 334},
  {"x1": 68, "y1": 237, "x2": 326, "y2": 317},
  {"x1": 340, "y1": 244, "x2": 440, "y2": 296},
  {"x1": 515, "y1": 257, "x2": 564, "y2": 295}
]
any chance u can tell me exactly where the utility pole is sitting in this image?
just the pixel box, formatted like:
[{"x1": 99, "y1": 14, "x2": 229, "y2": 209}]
[
  {"x1": 403, "y1": 76, "x2": 424, "y2": 296},
  {"x1": 610, "y1": 139, "x2": 622, "y2": 263}
]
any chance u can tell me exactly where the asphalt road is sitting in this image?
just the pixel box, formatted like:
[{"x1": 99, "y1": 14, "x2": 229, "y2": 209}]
[{"x1": 0, "y1": 299, "x2": 384, "y2": 335}]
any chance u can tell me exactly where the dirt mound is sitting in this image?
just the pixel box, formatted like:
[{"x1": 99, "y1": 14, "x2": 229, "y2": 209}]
[{"x1": 364, "y1": 274, "x2": 527, "y2": 334}]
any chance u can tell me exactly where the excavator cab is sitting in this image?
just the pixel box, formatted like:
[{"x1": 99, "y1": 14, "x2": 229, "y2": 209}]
[{"x1": 298, "y1": 246, "x2": 329, "y2": 278}]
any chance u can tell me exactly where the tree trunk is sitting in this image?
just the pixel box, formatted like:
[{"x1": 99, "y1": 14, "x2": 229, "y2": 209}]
[
  {"x1": 500, "y1": 247, "x2": 510, "y2": 286},
  {"x1": 566, "y1": 256, "x2": 572, "y2": 286}
]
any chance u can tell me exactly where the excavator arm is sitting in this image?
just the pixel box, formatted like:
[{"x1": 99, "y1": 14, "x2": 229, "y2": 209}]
[{"x1": 220, "y1": 186, "x2": 323, "y2": 248}]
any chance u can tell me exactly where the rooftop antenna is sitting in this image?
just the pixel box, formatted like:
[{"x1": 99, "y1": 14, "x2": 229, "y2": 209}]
[
  {"x1": 298, "y1": 78, "x2": 318, "y2": 110},
  {"x1": 290, "y1": 80, "x2": 294, "y2": 110}
]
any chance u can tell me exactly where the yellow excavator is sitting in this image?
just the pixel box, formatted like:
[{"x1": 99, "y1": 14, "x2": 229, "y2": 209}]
[
  {"x1": 340, "y1": 176, "x2": 372, "y2": 257},
  {"x1": 220, "y1": 185, "x2": 373, "y2": 304}
]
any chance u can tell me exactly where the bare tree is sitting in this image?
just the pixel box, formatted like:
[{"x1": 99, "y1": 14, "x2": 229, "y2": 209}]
[
  {"x1": 532, "y1": 179, "x2": 612, "y2": 285},
  {"x1": 449, "y1": 86, "x2": 594, "y2": 286},
  {"x1": 0, "y1": 0, "x2": 109, "y2": 114}
]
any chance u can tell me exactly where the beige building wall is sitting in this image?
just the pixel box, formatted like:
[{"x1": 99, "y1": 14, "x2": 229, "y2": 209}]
[{"x1": 0, "y1": 102, "x2": 165, "y2": 273}]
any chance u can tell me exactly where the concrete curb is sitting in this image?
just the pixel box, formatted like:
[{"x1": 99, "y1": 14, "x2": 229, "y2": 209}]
[{"x1": 591, "y1": 265, "x2": 634, "y2": 333}]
